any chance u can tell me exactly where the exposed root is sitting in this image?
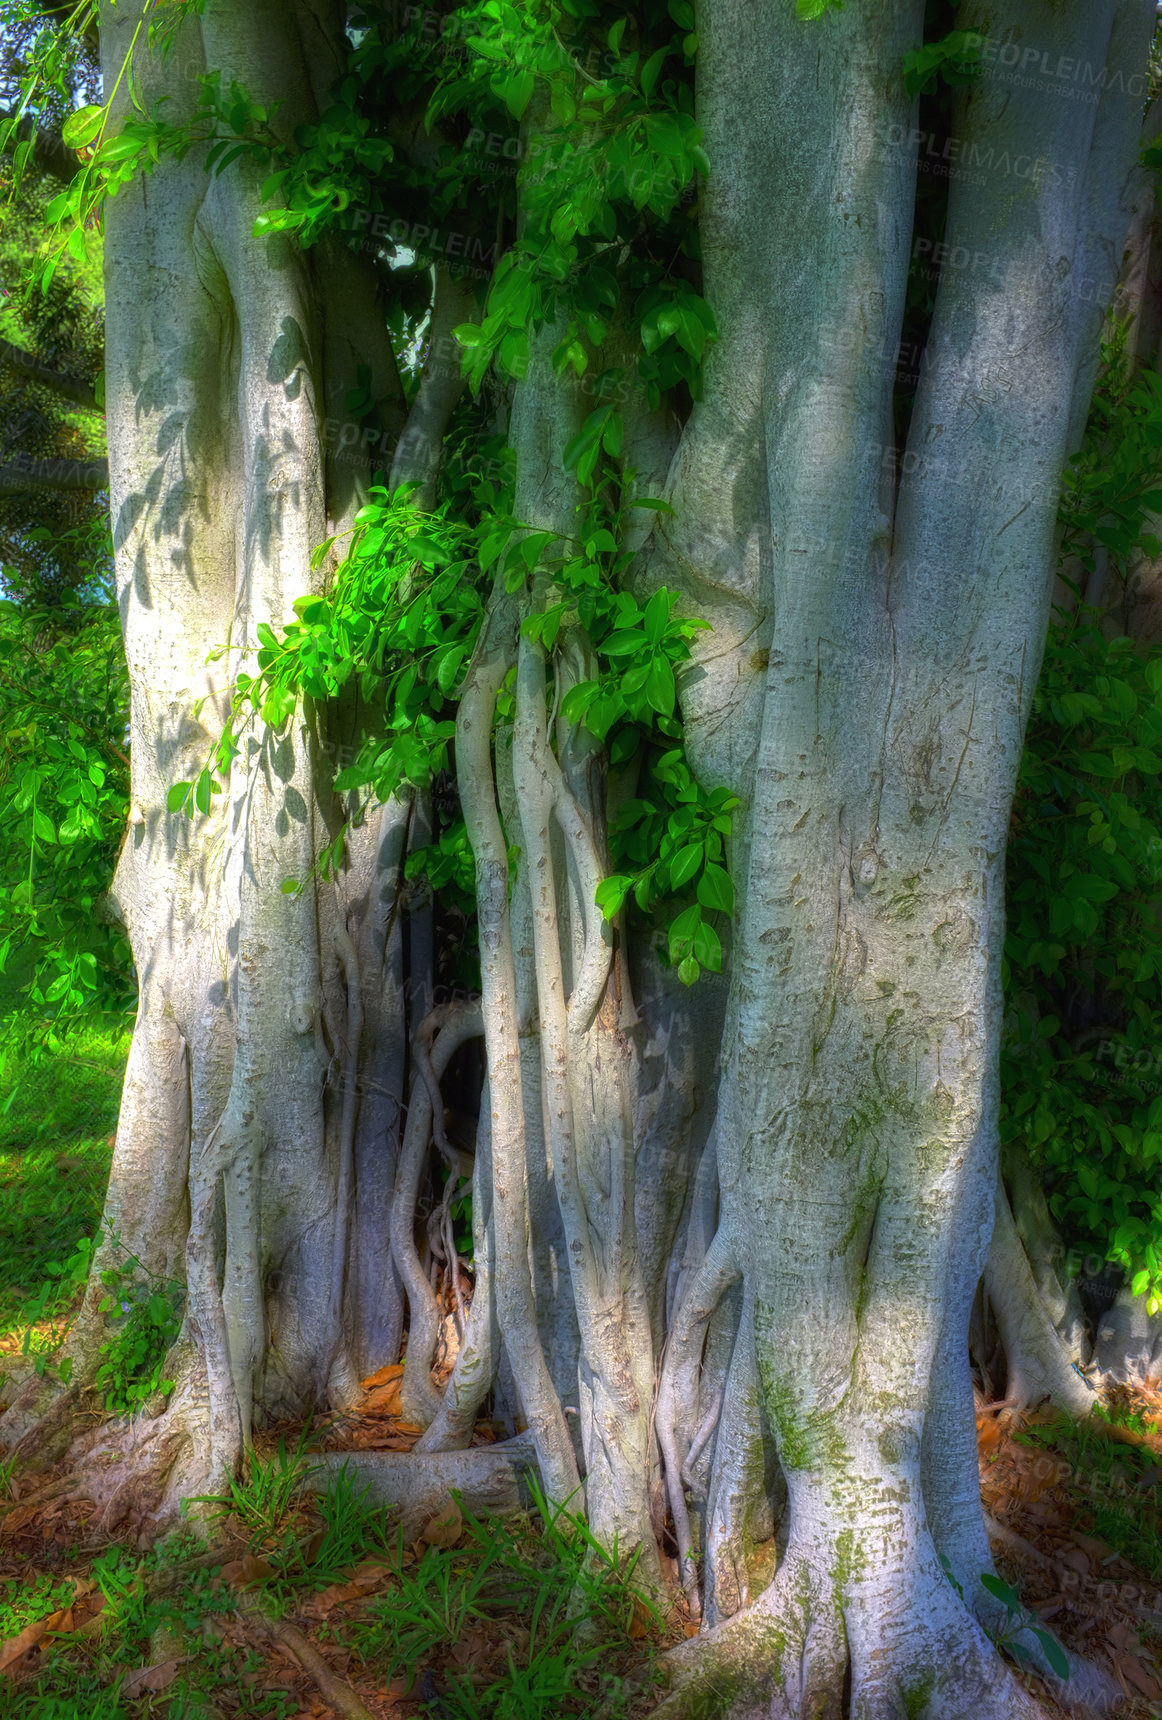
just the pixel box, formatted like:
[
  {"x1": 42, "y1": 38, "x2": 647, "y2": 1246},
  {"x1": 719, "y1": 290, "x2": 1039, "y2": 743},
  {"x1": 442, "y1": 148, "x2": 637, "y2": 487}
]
[
  {"x1": 655, "y1": 1228, "x2": 740, "y2": 1615},
  {"x1": 323, "y1": 923, "x2": 364, "y2": 1400},
  {"x1": 393, "y1": 1002, "x2": 484, "y2": 1428},
  {"x1": 47, "y1": 1340, "x2": 230, "y2": 1541},
  {"x1": 985, "y1": 1182, "x2": 1095, "y2": 1419},
  {"x1": 645, "y1": 1546, "x2": 1054, "y2": 1720},
  {"x1": 239, "y1": 1598, "x2": 377, "y2": 1720},
  {"x1": 415, "y1": 1115, "x2": 499, "y2": 1454},
  {"x1": 699, "y1": 1283, "x2": 780, "y2": 1631}
]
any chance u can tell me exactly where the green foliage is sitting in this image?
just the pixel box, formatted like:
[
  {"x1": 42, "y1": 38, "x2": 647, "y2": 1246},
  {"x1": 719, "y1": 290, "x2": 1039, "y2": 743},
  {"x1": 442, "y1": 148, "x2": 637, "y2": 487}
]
[
  {"x1": 439, "y1": 0, "x2": 711, "y2": 403},
  {"x1": 979, "y1": 1573, "x2": 1070, "y2": 1678},
  {"x1": 0, "y1": 1019, "x2": 123, "y2": 1343},
  {"x1": 0, "y1": 158, "x2": 105, "y2": 601},
  {"x1": 300, "y1": 1464, "x2": 400, "y2": 1586},
  {"x1": 1058, "y1": 325, "x2": 1162, "y2": 577},
  {"x1": 0, "y1": 1569, "x2": 81, "y2": 1641},
  {"x1": 1002, "y1": 342, "x2": 1162, "y2": 1308},
  {"x1": 13, "y1": 1228, "x2": 96, "y2": 1382},
  {"x1": 901, "y1": 29, "x2": 983, "y2": 97},
  {"x1": 185, "y1": 1426, "x2": 322, "y2": 1549},
  {"x1": 1014, "y1": 1412, "x2": 1162, "y2": 1581},
  {"x1": 1003, "y1": 614, "x2": 1162, "y2": 1304},
  {"x1": 344, "y1": 1483, "x2": 658, "y2": 1715},
  {"x1": 938, "y1": 1556, "x2": 1070, "y2": 1680},
  {"x1": 11, "y1": 1223, "x2": 182, "y2": 1414},
  {"x1": 0, "y1": 577, "x2": 132, "y2": 1029},
  {"x1": 92, "y1": 1245, "x2": 183, "y2": 1415}
]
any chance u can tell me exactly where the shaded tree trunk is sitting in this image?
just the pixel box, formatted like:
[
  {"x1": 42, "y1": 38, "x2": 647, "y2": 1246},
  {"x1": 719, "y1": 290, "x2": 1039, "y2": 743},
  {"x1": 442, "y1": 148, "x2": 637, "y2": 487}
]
[{"x1": 0, "y1": 0, "x2": 1154, "y2": 1712}]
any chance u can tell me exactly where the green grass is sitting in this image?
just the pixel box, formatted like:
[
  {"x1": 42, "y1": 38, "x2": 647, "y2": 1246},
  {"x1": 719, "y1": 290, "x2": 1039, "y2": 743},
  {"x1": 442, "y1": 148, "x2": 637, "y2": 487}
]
[
  {"x1": 0, "y1": 1019, "x2": 129, "y2": 1338},
  {"x1": 0, "y1": 1025, "x2": 658, "y2": 1716},
  {"x1": 0, "y1": 1463, "x2": 659, "y2": 1720},
  {"x1": 1014, "y1": 1412, "x2": 1162, "y2": 1581}
]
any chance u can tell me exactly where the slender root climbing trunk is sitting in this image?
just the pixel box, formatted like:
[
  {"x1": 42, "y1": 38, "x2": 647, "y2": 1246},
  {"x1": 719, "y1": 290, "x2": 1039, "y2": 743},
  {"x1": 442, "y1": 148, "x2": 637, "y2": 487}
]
[
  {"x1": 394, "y1": 1002, "x2": 484, "y2": 1428},
  {"x1": 512, "y1": 630, "x2": 660, "y2": 1579},
  {"x1": 456, "y1": 637, "x2": 583, "y2": 1510},
  {"x1": 985, "y1": 1182, "x2": 1097, "y2": 1418}
]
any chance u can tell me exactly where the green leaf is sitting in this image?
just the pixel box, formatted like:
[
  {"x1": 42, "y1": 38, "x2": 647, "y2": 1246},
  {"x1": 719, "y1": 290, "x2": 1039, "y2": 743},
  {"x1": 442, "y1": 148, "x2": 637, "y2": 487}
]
[
  {"x1": 167, "y1": 781, "x2": 193, "y2": 814},
  {"x1": 697, "y1": 862, "x2": 735, "y2": 915},
  {"x1": 595, "y1": 875, "x2": 633, "y2": 919},
  {"x1": 504, "y1": 69, "x2": 536, "y2": 119},
  {"x1": 62, "y1": 104, "x2": 105, "y2": 149},
  {"x1": 1031, "y1": 1628, "x2": 1070, "y2": 1680},
  {"x1": 193, "y1": 770, "x2": 219, "y2": 815},
  {"x1": 644, "y1": 656, "x2": 676, "y2": 716},
  {"x1": 669, "y1": 842, "x2": 704, "y2": 890},
  {"x1": 32, "y1": 807, "x2": 57, "y2": 844},
  {"x1": 980, "y1": 1572, "x2": 1021, "y2": 1613},
  {"x1": 643, "y1": 590, "x2": 670, "y2": 647},
  {"x1": 641, "y1": 46, "x2": 669, "y2": 98},
  {"x1": 692, "y1": 917, "x2": 722, "y2": 972}
]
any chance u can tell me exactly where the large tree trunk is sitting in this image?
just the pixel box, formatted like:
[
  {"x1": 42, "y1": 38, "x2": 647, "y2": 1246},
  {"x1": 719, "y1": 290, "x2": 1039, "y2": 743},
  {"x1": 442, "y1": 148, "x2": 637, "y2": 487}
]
[
  {"x1": 0, "y1": 0, "x2": 418, "y2": 1516},
  {"x1": 647, "y1": 1, "x2": 1151, "y2": 1712},
  {"x1": 0, "y1": 0, "x2": 1154, "y2": 1709}
]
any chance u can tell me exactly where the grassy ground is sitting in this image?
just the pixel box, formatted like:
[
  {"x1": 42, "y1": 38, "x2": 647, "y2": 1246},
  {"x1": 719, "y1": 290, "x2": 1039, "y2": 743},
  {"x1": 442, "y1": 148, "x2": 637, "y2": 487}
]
[
  {"x1": 5, "y1": 1027, "x2": 1162, "y2": 1718},
  {"x1": 0, "y1": 1020, "x2": 129, "y2": 1344},
  {"x1": 0, "y1": 1453, "x2": 665, "y2": 1719}
]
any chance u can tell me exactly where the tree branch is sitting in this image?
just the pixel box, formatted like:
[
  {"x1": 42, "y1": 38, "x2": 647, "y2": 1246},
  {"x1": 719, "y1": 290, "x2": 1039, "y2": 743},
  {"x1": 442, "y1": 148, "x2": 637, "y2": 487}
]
[
  {"x1": 0, "y1": 455, "x2": 108, "y2": 494},
  {"x1": 0, "y1": 340, "x2": 99, "y2": 410},
  {"x1": 0, "y1": 106, "x2": 80, "y2": 185}
]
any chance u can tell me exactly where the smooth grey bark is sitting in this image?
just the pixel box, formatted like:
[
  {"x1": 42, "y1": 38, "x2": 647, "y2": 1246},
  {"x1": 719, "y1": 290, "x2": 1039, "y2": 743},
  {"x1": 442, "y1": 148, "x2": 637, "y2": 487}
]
[
  {"x1": 2, "y1": 1, "x2": 1154, "y2": 1710},
  {"x1": 0, "y1": 0, "x2": 422, "y2": 1504},
  {"x1": 647, "y1": 1, "x2": 1152, "y2": 1713},
  {"x1": 985, "y1": 1180, "x2": 1096, "y2": 1416}
]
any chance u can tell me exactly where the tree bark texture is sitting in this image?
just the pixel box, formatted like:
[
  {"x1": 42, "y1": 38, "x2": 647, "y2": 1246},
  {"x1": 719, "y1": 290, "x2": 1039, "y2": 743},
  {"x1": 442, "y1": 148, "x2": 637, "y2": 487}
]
[{"x1": 1, "y1": 1, "x2": 1156, "y2": 1713}]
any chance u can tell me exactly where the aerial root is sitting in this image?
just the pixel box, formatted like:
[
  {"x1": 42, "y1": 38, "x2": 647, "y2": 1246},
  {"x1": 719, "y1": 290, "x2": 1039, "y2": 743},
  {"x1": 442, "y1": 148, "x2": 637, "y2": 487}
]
[{"x1": 238, "y1": 1596, "x2": 378, "y2": 1720}]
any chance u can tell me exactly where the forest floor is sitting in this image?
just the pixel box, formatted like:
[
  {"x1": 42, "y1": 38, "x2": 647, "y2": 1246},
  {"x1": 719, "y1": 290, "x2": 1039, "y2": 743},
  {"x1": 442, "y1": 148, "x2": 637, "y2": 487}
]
[{"x1": 3, "y1": 1033, "x2": 1162, "y2": 1718}]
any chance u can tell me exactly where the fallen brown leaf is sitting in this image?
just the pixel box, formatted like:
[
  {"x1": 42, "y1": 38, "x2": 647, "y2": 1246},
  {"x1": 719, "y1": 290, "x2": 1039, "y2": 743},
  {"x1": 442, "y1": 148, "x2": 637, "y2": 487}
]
[
  {"x1": 348, "y1": 1561, "x2": 393, "y2": 1595},
  {"x1": 122, "y1": 1657, "x2": 185, "y2": 1698},
  {"x1": 0, "y1": 1612, "x2": 58, "y2": 1675},
  {"x1": 976, "y1": 1418, "x2": 1004, "y2": 1455},
  {"x1": 627, "y1": 1596, "x2": 653, "y2": 1641},
  {"x1": 1114, "y1": 1653, "x2": 1162, "y2": 1702},
  {"x1": 1070, "y1": 1530, "x2": 1115, "y2": 1564},
  {"x1": 449, "y1": 1629, "x2": 491, "y2": 1672},
  {"x1": 362, "y1": 1382, "x2": 404, "y2": 1419},
  {"x1": 360, "y1": 1363, "x2": 404, "y2": 1391},
  {"x1": 421, "y1": 1499, "x2": 462, "y2": 1549},
  {"x1": 222, "y1": 1554, "x2": 274, "y2": 1588}
]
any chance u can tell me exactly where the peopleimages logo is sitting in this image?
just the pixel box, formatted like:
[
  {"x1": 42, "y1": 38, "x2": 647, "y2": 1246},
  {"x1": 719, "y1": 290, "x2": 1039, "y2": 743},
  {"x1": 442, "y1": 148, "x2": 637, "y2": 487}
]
[
  {"x1": 963, "y1": 32, "x2": 1149, "y2": 101},
  {"x1": 882, "y1": 126, "x2": 1072, "y2": 189}
]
